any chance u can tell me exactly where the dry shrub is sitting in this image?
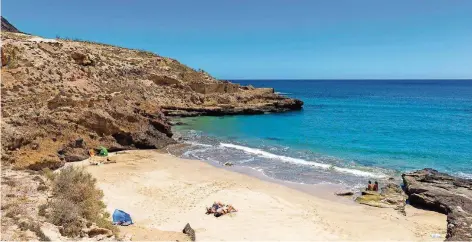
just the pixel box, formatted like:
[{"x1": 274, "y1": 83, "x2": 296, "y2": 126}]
[
  {"x1": 1, "y1": 177, "x2": 16, "y2": 186},
  {"x1": 18, "y1": 220, "x2": 51, "y2": 241},
  {"x1": 38, "y1": 204, "x2": 48, "y2": 217},
  {"x1": 37, "y1": 184, "x2": 48, "y2": 191},
  {"x1": 49, "y1": 199, "x2": 83, "y2": 237},
  {"x1": 48, "y1": 166, "x2": 117, "y2": 237},
  {"x1": 4, "y1": 204, "x2": 23, "y2": 218},
  {"x1": 2, "y1": 199, "x2": 25, "y2": 219}
]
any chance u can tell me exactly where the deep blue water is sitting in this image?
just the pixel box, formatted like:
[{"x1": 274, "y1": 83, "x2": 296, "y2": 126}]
[{"x1": 174, "y1": 80, "x2": 472, "y2": 188}]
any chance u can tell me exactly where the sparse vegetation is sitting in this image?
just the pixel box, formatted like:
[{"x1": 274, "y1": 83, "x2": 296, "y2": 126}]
[
  {"x1": 136, "y1": 49, "x2": 157, "y2": 57},
  {"x1": 3, "y1": 201, "x2": 24, "y2": 218},
  {"x1": 1, "y1": 177, "x2": 17, "y2": 186},
  {"x1": 42, "y1": 168, "x2": 56, "y2": 181},
  {"x1": 55, "y1": 35, "x2": 158, "y2": 57},
  {"x1": 45, "y1": 166, "x2": 117, "y2": 237},
  {"x1": 38, "y1": 204, "x2": 48, "y2": 217},
  {"x1": 18, "y1": 220, "x2": 51, "y2": 241},
  {"x1": 37, "y1": 184, "x2": 48, "y2": 191},
  {"x1": 3, "y1": 46, "x2": 19, "y2": 69}
]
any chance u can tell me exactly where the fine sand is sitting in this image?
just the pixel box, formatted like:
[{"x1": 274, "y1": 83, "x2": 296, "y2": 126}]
[{"x1": 81, "y1": 150, "x2": 446, "y2": 241}]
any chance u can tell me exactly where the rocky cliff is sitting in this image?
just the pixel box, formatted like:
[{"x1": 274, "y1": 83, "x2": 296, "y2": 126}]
[
  {"x1": 402, "y1": 169, "x2": 472, "y2": 241},
  {"x1": 1, "y1": 31, "x2": 303, "y2": 169}
]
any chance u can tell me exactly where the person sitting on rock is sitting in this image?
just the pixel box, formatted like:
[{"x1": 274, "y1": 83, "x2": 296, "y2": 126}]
[
  {"x1": 373, "y1": 181, "x2": 379, "y2": 191},
  {"x1": 366, "y1": 180, "x2": 373, "y2": 191}
]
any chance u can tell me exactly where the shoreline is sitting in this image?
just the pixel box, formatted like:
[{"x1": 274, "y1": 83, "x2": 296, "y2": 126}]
[
  {"x1": 80, "y1": 150, "x2": 446, "y2": 241},
  {"x1": 165, "y1": 144, "x2": 353, "y2": 203},
  {"x1": 169, "y1": 121, "x2": 408, "y2": 190}
]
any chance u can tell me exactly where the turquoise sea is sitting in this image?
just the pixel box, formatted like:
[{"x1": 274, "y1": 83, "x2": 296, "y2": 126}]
[{"x1": 173, "y1": 80, "x2": 472, "y2": 188}]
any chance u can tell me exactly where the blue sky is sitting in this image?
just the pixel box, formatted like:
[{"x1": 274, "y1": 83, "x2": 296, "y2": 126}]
[{"x1": 3, "y1": 0, "x2": 472, "y2": 79}]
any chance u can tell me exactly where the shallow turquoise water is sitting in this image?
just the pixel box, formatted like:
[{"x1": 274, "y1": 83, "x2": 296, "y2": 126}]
[{"x1": 174, "y1": 80, "x2": 472, "y2": 187}]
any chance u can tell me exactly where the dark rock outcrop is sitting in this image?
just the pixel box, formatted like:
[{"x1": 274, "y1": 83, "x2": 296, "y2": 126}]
[
  {"x1": 402, "y1": 168, "x2": 472, "y2": 241},
  {"x1": 162, "y1": 98, "x2": 303, "y2": 117},
  {"x1": 1, "y1": 17, "x2": 20, "y2": 33},
  {"x1": 335, "y1": 191, "x2": 354, "y2": 196},
  {"x1": 182, "y1": 223, "x2": 195, "y2": 241}
]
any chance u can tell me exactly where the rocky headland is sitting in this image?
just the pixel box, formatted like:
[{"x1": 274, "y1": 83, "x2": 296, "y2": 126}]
[
  {"x1": 403, "y1": 169, "x2": 472, "y2": 241},
  {"x1": 1, "y1": 25, "x2": 302, "y2": 170}
]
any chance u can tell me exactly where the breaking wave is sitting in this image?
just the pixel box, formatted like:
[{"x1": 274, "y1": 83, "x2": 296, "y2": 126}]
[{"x1": 220, "y1": 143, "x2": 386, "y2": 178}]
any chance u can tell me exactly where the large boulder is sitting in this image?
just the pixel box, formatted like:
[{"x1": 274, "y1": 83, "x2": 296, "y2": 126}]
[
  {"x1": 58, "y1": 138, "x2": 90, "y2": 162},
  {"x1": 402, "y1": 168, "x2": 472, "y2": 241}
]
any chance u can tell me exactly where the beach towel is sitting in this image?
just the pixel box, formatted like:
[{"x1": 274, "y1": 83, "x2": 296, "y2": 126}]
[{"x1": 112, "y1": 209, "x2": 133, "y2": 226}]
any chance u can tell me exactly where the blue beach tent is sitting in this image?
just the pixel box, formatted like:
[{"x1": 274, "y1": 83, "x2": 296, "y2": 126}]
[{"x1": 112, "y1": 209, "x2": 133, "y2": 226}]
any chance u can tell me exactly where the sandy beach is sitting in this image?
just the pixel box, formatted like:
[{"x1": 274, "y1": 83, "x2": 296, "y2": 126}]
[{"x1": 81, "y1": 150, "x2": 446, "y2": 241}]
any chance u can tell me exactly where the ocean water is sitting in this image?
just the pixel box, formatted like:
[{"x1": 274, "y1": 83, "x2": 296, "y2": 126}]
[{"x1": 173, "y1": 80, "x2": 472, "y2": 188}]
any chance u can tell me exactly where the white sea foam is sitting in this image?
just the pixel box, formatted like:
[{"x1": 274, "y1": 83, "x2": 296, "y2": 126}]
[
  {"x1": 184, "y1": 141, "x2": 213, "y2": 147},
  {"x1": 220, "y1": 143, "x2": 386, "y2": 178},
  {"x1": 275, "y1": 92, "x2": 292, "y2": 95},
  {"x1": 457, "y1": 172, "x2": 472, "y2": 179}
]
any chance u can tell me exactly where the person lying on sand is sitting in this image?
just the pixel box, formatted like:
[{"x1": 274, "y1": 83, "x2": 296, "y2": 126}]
[
  {"x1": 206, "y1": 201, "x2": 224, "y2": 214},
  {"x1": 206, "y1": 202, "x2": 237, "y2": 217},
  {"x1": 214, "y1": 204, "x2": 238, "y2": 217}
]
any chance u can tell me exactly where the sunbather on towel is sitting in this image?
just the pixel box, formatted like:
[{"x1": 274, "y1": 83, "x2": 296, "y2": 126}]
[
  {"x1": 206, "y1": 201, "x2": 224, "y2": 214},
  {"x1": 214, "y1": 204, "x2": 237, "y2": 217}
]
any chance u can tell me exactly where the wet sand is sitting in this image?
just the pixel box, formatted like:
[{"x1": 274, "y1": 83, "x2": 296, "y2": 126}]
[{"x1": 82, "y1": 150, "x2": 446, "y2": 241}]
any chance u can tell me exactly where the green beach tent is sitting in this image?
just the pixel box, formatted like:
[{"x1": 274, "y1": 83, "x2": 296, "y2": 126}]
[{"x1": 99, "y1": 146, "x2": 108, "y2": 156}]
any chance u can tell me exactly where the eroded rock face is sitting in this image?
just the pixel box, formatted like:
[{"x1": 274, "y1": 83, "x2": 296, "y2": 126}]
[
  {"x1": 402, "y1": 168, "x2": 472, "y2": 241},
  {"x1": 1, "y1": 31, "x2": 303, "y2": 169}
]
